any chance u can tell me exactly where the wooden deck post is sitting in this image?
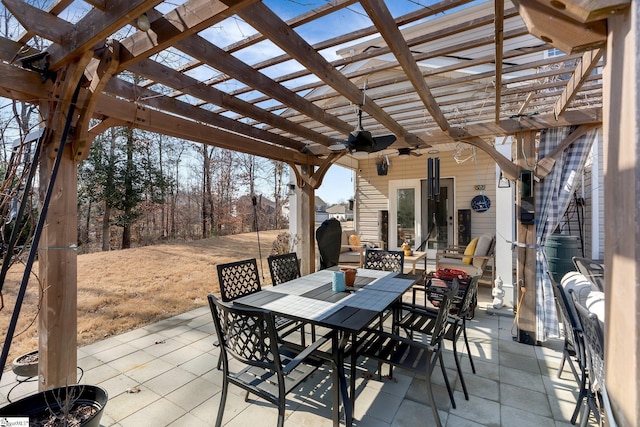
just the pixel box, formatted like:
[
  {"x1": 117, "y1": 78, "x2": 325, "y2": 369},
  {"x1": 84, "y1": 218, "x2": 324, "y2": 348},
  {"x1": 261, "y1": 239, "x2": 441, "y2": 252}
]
[
  {"x1": 37, "y1": 141, "x2": 78, "y2": 389},
  {"x1": 515, "y1": 131, "x2": 537, "y2": 344},
  {"x1": 603, "y1": 3, "x2": 639, "y2": 425},
  {"x1": 295, "y1": 165, "x2": 316, "y2": 275}
]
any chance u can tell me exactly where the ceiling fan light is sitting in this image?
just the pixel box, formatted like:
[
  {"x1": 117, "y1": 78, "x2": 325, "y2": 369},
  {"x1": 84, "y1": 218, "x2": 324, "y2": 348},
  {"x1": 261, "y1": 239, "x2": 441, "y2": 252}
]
[
  {"x1": 137, "y1": 13, "x2": 151, "y2": 32},
  {"x1": 328, "y1": 142, "x2": 346, "y2": 152}
]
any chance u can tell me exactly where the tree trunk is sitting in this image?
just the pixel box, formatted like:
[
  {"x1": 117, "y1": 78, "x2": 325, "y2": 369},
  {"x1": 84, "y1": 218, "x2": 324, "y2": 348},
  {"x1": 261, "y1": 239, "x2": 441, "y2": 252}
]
[{"x1": 121, "y1": 128, "x2": 135, "y2": 249}]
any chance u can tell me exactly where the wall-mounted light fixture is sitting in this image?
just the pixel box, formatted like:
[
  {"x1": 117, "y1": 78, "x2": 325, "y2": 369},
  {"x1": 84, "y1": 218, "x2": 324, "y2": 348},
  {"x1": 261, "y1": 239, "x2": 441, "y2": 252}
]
[
  {"x1": 498, "y1": 170, "x2": 511, "y2": 188},
  {"x1": 137, "y1": 13, "x2": 151, "y2": 32}
]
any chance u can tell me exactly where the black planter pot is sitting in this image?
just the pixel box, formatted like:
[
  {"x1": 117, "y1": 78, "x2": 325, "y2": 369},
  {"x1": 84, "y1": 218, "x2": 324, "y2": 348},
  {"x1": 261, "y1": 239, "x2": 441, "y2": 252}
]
[{"x1": 0, "y1": 384, "x2": 108, "y2": 427}]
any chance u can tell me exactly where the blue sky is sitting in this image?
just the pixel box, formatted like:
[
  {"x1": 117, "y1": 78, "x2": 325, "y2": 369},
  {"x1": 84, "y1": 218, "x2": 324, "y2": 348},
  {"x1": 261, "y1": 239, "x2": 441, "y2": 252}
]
[{"x1": 316, "y1": 165, "x2": 354, "y2": 205}]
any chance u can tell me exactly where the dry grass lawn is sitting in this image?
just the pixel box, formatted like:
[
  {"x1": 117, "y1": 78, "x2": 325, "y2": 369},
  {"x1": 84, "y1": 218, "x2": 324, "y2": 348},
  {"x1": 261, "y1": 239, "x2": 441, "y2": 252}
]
[{"x1": 1, "y1": 229, "x2": 283, "y2": 370}]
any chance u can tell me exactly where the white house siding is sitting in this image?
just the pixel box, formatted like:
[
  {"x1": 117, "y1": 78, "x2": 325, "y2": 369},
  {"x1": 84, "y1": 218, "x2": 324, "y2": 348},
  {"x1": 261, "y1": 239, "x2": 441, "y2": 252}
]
[
  {"x1": 354, "y1": 148, "x2": 497, "y2": 247},
  {"x1": 583, "y1": 133, "x2": 605, "y2": 260}
]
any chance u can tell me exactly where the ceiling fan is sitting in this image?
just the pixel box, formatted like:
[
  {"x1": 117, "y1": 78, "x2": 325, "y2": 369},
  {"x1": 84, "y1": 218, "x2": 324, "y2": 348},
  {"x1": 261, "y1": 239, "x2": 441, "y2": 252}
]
[
  {"x1": 329, "y1": 106, "x2": 396, "y2": 154},
  {"x1": 397, "y1": 147, "x2": 422, "y2": 157}
]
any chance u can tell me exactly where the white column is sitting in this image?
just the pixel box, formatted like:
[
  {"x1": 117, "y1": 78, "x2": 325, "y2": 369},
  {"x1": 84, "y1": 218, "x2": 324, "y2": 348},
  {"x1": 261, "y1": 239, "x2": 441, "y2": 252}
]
[{"x1": 495, "y1": 139, "x2": 515, "y2": 308}]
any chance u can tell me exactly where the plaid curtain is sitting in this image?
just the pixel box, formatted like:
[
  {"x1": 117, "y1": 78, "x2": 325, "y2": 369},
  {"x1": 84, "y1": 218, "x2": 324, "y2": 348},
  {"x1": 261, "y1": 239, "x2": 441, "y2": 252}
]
[{"x1": 535, "y1": 126, "x2": 597, "y2": 341}]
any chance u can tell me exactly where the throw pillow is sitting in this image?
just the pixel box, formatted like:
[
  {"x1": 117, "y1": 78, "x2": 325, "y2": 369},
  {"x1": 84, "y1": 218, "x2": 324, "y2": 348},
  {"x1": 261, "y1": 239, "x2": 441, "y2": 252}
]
[
  {"x1": 473, "y1": 234, "x2": 493, "y2": 268},
  {"x1": 348, "y1": 234, "x2": 361, "y2": 250},
  {"x1": 462, "y1": 237, "x2": 478, "y2": 264}
]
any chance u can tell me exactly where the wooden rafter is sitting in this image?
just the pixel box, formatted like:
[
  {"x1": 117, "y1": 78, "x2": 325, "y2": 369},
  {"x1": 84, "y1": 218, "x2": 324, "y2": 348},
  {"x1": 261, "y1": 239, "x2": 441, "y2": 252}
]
[
  {"x1": 553, "y1": 48, "x2": 604, "y2": 119},
  {"x1": 237, "y1": 2, "x2": 426, "y2": 147},
  {"x1": 171, "y1": 35, "x2": 354, "y2": 136},
  {"x1": 207, "y1": 0, "x2": 474, "y2": 92},
  {"x1": 360, "y1": 0, "x2": 449, "y2": 134},
  {"x1": 125, "y1": 59, "x2": 335, "y2": 147},
  {"x1": 47, "y1": 0, "x2": 164, "y2": 69},
  {"x1": 117, "y1": 0, "x2": 259, "y2": 71},
  {"x1": 494, "y1": 0, "x2": 504, "y2": 123},
  {"x1": 93, "y1": 95, "x2": 318, "y2": 165},
  {"x1": 104, "y1": 78, "x2": 307, "y2": 151},
  {"x1": 1, "y1": 0, "x2": 73, "y2": 44}
]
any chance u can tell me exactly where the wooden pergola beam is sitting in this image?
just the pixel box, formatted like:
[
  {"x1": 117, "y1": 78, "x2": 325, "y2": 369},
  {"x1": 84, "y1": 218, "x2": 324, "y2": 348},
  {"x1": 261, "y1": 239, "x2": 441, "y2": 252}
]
[
  {"x1": 93, "y1": 94, "x2": 318, "y2": 165},
  {"x1": 360, "y1": 0, "x2": 449, "y2": 134},
  {"x1": 1, "y1": 0, "x2": 73, "y2": 44},
  {"x1": 117, "y1": 0, "x2": 258, "y2": 71},
  {"x1": 553, "y1": 48, "x2": 604, "y2": 119},
  {"x1": 104, "y1": 78, "x2": 307, "y2": 151},
  {"x1": 126, "y1": 59, "x2": 336, "y2": 147},
  {"x1": 237, "y1": 2, "x2": 426, "y2": 147},
  {"x1": 47, "y1": 0, "x2": 165, "y2": 69},
  {"x1": 495, "y1": 0, "x2": 505, "y2": 123},
  {"x1": 172, "y1": 35, "x2": 354, "y2": 137}
]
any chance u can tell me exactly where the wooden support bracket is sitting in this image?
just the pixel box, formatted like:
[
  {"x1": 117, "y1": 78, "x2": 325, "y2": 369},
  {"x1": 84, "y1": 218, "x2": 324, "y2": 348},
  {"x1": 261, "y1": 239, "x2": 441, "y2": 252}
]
[{"x1": 73, "y1": 40, "x2": 120, "y2": 161}]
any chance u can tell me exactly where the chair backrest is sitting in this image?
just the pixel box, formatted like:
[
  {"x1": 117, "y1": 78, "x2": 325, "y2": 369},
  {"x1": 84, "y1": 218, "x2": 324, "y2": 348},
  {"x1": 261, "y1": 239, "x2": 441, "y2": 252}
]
[
  {"x1": 572, "y1": 256, "x2": 605, "y2": 292},
  {"x1": 455, "y1": 275, "x2": 480, "y2": 319},
  {"x1": 268, "y1": 252, "x2": 301, "y2": 285},
  {"x1": 549, "y1": 272, "x2": 581, "y2": 355},
  {"x1": 430, "y1": 278, "x2": 459, "y2": 346},
  {"x1": 216, "y1": 258, "x2": 261, "y2": 302},
  {"x1": 363, "y1": 249, "x2": 404, "y2": 272},
  {"x1": 471, "y1": 233, "x2": 495, "y2": 269},
  {"x1": 316, "y1": 218, "x2": 342, "y2": 269},
  {"x1": 572, "y1": 294, "x2": 605, "y2": 391},
  {"x1": 208, "y1": 294, "x2": 281, "y2": 371}
]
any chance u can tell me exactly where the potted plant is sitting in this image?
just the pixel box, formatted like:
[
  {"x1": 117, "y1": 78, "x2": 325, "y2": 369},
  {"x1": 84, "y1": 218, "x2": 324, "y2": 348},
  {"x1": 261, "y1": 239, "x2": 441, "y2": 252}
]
[{"x1": 0, "y1": 384, "x2": 108, "y2": 427}]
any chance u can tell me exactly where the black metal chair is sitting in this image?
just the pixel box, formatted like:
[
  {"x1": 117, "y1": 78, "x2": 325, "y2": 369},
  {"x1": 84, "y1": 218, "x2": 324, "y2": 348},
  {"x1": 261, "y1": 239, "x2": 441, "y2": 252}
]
[
  {"x1": 363, "y1": 249, "x2": 404, "y2": 272},
  {"x1": 550, "y1": 273, "x2": 587, "y2": 424},
  {"x1": 207, "y1": 294, "x2": 329, "y2": 427},
  {"x1": 216, "y1": 259, "x2": 305, "y2": 363},
  {"x1": 358, "y1": 279, "x2": 459, "y2": 427},
  {"x1": 268, "y1": 252, "x2": 316, "y2": 343},
  {"x1": 572, "y1": 256, "x2": 605, "y2": 292},
  {"x1": 216, "y1": 258, "x2": 262, "y2": 302},
  {"x1": 571, "y1": 295, "x2": 606, "y2": 427},
  {"x1": 268, "y1": 252, "x2": 301, "y2": 285},
  {"x1": 397, "y1": 275, "x2": 479, "y2": 401}
]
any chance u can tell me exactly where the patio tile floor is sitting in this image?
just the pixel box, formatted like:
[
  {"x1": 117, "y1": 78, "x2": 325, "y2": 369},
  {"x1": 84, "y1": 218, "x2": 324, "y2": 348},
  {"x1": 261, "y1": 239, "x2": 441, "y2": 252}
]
[{"x1": 0, "y1": 286, "x2": 597, "y2": 426}]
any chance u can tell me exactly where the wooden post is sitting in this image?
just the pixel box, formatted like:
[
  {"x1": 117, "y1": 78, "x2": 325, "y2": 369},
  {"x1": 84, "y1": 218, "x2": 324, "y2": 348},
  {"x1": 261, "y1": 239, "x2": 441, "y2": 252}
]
[
  {"x1": 38, "y1": 141, "x2": 78, "y2": 389},
  {"x1": 603, "y1": 4, "x2": 639, "y2": 425},
  {"x1": 515, "y1": 131, "x2": 537, "y2": 344},
  {"x1": 296, "y1": 165, "x2": 316, "y2": 275}
]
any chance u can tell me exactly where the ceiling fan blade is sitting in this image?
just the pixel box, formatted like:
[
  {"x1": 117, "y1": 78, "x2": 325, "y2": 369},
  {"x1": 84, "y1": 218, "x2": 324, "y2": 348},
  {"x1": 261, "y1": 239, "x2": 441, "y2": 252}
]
[
  {"x1": 347, "y1": 130, "x2": 375, "y2": 152},
  {"x1": 371, "y1": 134, "x2": 397, "y2": 152}
]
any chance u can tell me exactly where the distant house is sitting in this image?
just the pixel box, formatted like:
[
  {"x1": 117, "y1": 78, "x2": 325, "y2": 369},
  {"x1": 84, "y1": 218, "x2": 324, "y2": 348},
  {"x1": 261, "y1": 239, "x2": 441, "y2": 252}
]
[
  {"x1": 326, "y1": 203, "x2": 354, "y2": 221},
  {"x1": 315, "y1": 196, "x2": 328, "y2": 223}
]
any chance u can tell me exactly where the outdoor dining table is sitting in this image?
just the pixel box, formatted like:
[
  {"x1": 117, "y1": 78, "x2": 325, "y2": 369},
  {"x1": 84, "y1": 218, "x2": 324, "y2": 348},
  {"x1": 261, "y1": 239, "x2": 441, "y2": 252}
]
[{"x1": 233, "y1": 267, "x2": 419, "y2": 427}]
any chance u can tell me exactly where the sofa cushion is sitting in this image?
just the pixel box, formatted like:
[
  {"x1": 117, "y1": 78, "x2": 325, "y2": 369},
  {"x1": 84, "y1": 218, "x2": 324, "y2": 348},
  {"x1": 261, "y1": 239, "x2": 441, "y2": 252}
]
[
  {"x1": 561, "y1": 271, "x2": 598, "y2": 322},
  {"x1": 340, "y1": 230, "x2": 351, "y2": 253},
  {"x1": 462, "y1": 237, "x2": 478, "y2": 264},
  {"x1": 472, "y1": 234, "x2": 493, "y2": 268},
  {"x1": 349, "y1": 234, "x2": 361, "y2": 248}
]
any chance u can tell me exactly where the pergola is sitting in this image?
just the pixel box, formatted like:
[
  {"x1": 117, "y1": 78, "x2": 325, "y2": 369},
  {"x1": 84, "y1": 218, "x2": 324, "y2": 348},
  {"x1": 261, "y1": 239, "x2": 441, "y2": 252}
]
[{"x1": 0, "y1": 0, "x2": 637, "y2": 424}]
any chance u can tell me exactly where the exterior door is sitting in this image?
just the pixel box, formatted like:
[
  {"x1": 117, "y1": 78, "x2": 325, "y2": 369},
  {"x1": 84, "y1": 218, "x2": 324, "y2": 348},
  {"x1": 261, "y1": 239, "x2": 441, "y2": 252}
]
[
  {"x1": 420, "y1": 178, "x2": 454, "y2": 258},
  {"x1": 389, "y1": 180, "x2": 421, "y2": 250}
]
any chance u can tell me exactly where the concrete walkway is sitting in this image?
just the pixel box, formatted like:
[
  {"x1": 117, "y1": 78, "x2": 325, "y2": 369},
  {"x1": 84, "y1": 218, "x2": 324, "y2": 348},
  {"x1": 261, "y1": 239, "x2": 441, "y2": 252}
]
[{"x1": 0, "y1": 287, "x2": 590, "y2": 426}]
